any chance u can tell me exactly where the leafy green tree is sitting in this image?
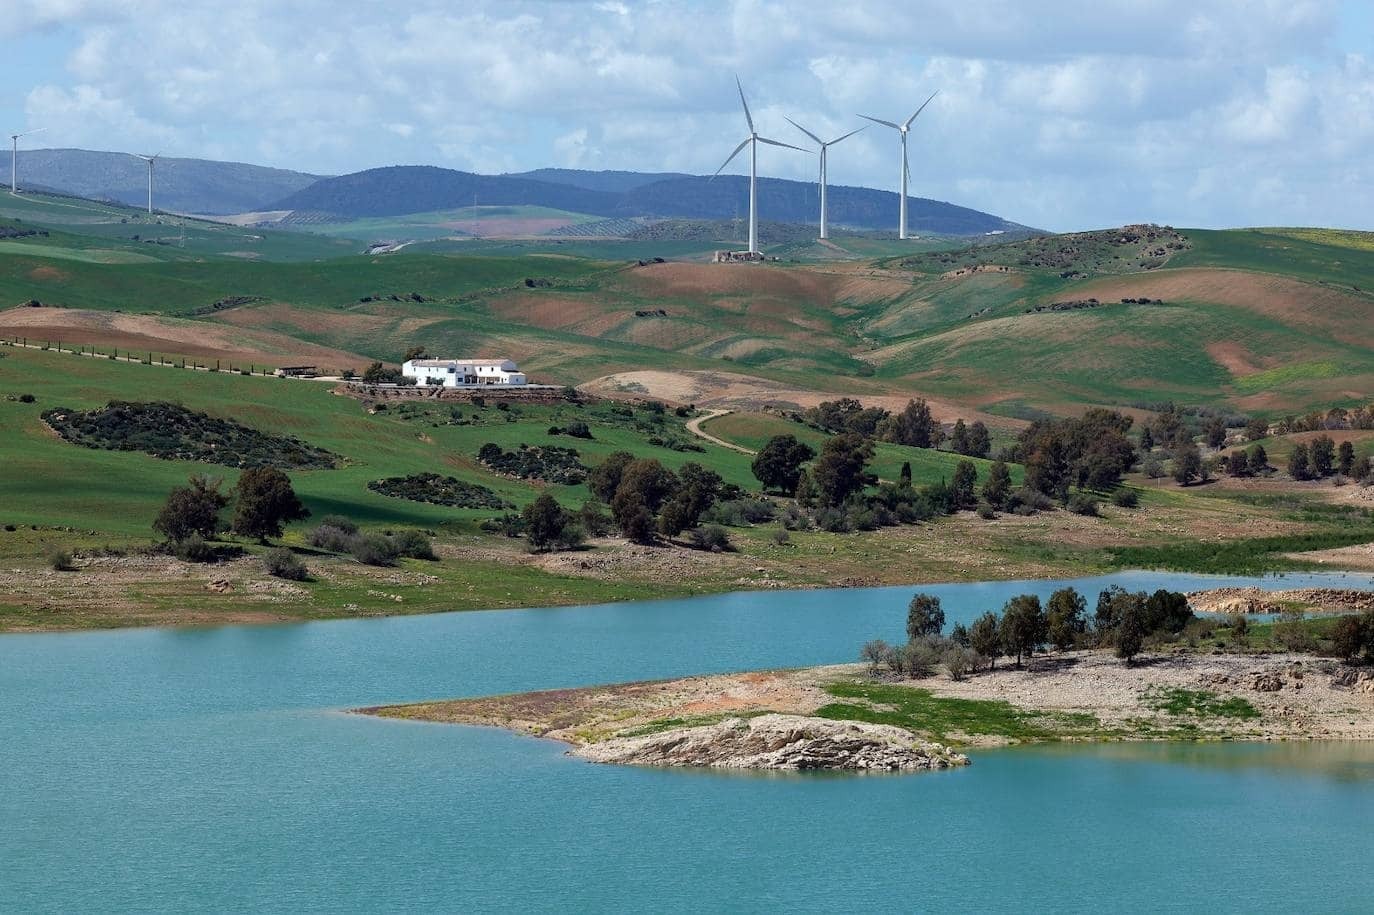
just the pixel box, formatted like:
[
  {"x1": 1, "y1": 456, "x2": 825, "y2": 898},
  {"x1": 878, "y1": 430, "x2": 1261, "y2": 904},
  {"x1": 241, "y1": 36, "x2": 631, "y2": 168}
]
[
  {"x1": 610, "y1": 459, "x2": 678, "y2": 544},
  {"x1": 1338, "y1": 441, "x2": 1355, "y2": 477},
  {"x1": 588, "y1": 451, "x2": 635, "y2": 503},
  {"x1": 967, "y1": 421, "x2": 991, "y2": 458},
  {"x1": 1288, "y1": 443, "x2": 1312, "y2": 481},
  {"x1": 794, "y1": 469, "x2": 818, "y2": 508},
  {"x1": 1353, "y1": 454, "x2": 1372, "y2": 482},
  {"x1": 1094, "y1": 585, "x2": 1129, "y2": 632},
  {"x1": 899, "y1": 461, "x2": 913, "y2": 486},
  {"x1": 981, "y1": 460, "x2": 1012, "y2": 509},
  {"x1": 811, "y1": 433, "x2": 875, "y2": 507},
  {"x1": 999, "y1": 594, "x2": 1045, "y2": 667},
  {"x1": 1226, "y1": 450, "x2": 1249, "y2": 476},
  {"x1": 659, "y1": 462, "x2": 722, "y2": 535},
  {"x1": 751, "y1": 435, "x2": 816, "y2": 494},
  {"x1": 153, "y1": 475, "x2": 228, "y2": 543},
  {"x1": 1205, "y1": 418, "x2": 1227, "y2": 449},
  {"x1": 231, "y1": 467, "x2": 309, "y2": 542},
  {"x1": 1046, "y1": 587, "x2": 1086, "y2": 651},
  {"x1": 1245, "y1": 416, "x2": 1270, "y2": 441},
  {"x1": 1115, "y1": 599, "x2": 1146, "y2": 664},
  {"x1": 1247, "y1": 443, "x2": 1268, "y2": 473},
  {"x1": 950, "y1": 622, "x2": 970, "y2": 647},
  {"x1": 950, "y1": 460, "x2": 978, "y2": 510},
  {"x1": 969, "y1": 611, "x2": 1003, "y2": 670},
  {"x1": 882, "y1": 398, "x2": 942, "y2": 448},
  {"x1": 1143, "y1": 589, "x2": 1193, "y2": 634},
  {"x1": 1311, "y1": 435, "x2": 1335, "y2": 477},
  {"x1": 906, "y1": 593, "x2": 945, "y2": 640},
  {"x1": 1329, "y1": 614, "x2": 1367, "y2": 660},
  {"x1": 1172, "y1": 442, "x2": 1203, "y2": 485},
  {"x1": 523, "y1": 493, "x2": 571, "y2": 552},
  {"x1": 949, "y1": 419, "x2": 969, "y2": 455}
]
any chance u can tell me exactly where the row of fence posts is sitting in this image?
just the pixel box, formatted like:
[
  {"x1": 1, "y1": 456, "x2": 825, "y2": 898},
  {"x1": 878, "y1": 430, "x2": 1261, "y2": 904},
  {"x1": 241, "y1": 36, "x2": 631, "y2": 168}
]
[{"x1": 7, "y1": 336, "x2": 261, "y2": 375}]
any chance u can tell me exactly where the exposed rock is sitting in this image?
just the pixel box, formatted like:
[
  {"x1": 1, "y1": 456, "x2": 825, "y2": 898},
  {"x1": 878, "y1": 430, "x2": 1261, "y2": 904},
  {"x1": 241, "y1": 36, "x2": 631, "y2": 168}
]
[
  {"x1": 1252, "y1": 673, "x2": 1285, "y2": 692},
  {"x1": 571, "y1": 714, "x2": 969, "y2": 772},
  {"x1": 205, "y1": 578, "x2": 233, "y2": 593}
]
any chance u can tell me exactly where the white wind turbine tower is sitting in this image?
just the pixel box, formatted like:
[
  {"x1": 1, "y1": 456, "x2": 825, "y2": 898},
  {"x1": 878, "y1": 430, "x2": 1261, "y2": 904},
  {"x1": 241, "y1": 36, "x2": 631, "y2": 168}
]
[
  {"x1": 860, "y1": 91, "x2": 938, "y2": 239},
  {"x1": 712, "y1": 77, "x2": 807, "y2": 255},
  {"x1": 10, "y1": 127, "x2": 46, "y2": 194},
  {"x1": 132, "y1": 152, "x2": 161, "y2": 214},
  {"x1": 785, "y1": 118, "x2": 864, "y2": 240}
]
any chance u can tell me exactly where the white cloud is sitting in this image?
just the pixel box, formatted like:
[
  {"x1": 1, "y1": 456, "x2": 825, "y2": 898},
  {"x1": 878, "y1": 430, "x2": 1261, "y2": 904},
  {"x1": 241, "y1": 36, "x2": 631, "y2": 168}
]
[{"x1": 7, "y1": 0, "x2": 1373, "y2": 229}]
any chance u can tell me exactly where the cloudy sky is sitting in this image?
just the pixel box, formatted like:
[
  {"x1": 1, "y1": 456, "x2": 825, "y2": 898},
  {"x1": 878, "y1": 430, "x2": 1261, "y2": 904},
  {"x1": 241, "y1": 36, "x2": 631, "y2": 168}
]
[{"x1": 4, "y1": 0, "x2": 1373, "y2": 231}]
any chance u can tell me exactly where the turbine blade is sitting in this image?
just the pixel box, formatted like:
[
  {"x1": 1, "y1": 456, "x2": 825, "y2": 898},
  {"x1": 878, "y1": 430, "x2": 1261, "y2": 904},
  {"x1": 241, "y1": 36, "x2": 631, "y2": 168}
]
[
  {"x1": 858, "y1": 114, "x2": 900, "y2": 130},
  {"x1": 735, "y1": 75, "x2": 755, "y2": 134},
  {"x1": 711, "y1": 138, "x2": 751, "y2": 179},
  {"x1": 903, "y1": 90, "x2": 939, "y2": 130},
  {"x1": 20, "y1": 127, "x2": 47, "y2": 138},
  {"x1": 756, "y1": 137, "x2": 809, "y2": 153},
  {"x1": 784, "y1": 117, "x2": 822, "y2": 145},
  {"x1": 826, "y1": 125, "x2": 867, "y2": 146}
]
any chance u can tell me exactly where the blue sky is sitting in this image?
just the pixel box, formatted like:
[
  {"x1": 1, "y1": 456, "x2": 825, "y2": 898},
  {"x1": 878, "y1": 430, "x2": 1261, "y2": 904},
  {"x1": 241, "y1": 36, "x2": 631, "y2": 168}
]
[{"x1": 4, "y1": 0, "x2": 1373, "y2": 231}]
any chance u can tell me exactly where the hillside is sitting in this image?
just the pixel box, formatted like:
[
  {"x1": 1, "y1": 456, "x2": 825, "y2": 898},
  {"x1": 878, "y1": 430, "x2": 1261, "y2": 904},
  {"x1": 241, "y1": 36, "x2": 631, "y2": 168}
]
[
  {"x1": 268, "y1": 165, "x2": 1029, "y2": 236},
  {"x1": 507, "y1": 168, "x2": 692, "y2": 193},
  {"x1": 14, "y1": 149, "x2": 322, "y2": 215}
]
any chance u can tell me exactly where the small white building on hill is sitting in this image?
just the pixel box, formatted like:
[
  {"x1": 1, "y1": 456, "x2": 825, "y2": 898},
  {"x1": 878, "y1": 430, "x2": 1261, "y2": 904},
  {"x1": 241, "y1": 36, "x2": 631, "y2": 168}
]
[{"x1": 402, "y1": 358, "x2": 528, "y2": 387}]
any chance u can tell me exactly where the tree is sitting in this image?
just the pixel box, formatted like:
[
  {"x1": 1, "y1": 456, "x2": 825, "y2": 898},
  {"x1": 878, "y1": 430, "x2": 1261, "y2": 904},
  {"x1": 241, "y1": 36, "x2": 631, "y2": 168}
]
[
  {"x1": 231, "y1": 467, "x2": 309, "y2": 542},
  {"x1": 950, "y1": 419, "x2": 969, "y2": 455},
  {"x1": 884, "y1": 399, "x2": 941, "y2": 448},
  {"x1": 1143, "y1": 589, "x2": 1193, "y2": 634},
  {"x1": 1226, "y1": 450, "x2": 1249, "y2": 477},
  {"x1": 999, "y1": 594, "x2": 1045, "y2": 667},
  {"x1": 1094, "y1": 585, "x2": 1129, "y2": 632},
  {"x1": 1338, "y1": 441, "x2": 1356, "y2": 477},
  {"x1": 899, "y1": 461, "x2": 912, "y2": 486},
  {"x1": 1024, "y1": 436, "x2": 1071, "y2": 500},
  {"x1": 950, "y1": 622, "x2": 970, "y2": 647},
  {"x1": 969, "y1": 611, "x2": 1003, "y2": 670},
  {"x1": 1310, "y1": 435, "x2": 1335, "y2": 477},
  {"x1": 402, "y1": 345, "x2": 429, "y2": 362},
  {"x1": 659, "y1": 462, "x2": 722, "y2": 535},
  {"x1": 1245, "y1": 416, "x2": 1270, "y2": 441},
  {"x1": 588, "y1": 451, "x2": 635, "y2": 503},
  {"x1": 1115, "y1": 599, "x2": 1145, "y2": 664},
  {"x1": 523, "y1": 493, "x2": 571, "y2": 552},
  {"x1": 153, "y1": 475, "x2": 227, "y2": 543},
  {"x1": 860, "y1": 639, "x2": 893, "y2": 672},
  {"x1": 1247, "y1": 443, "x2": 1269, "y2": 474},
  {"x1": 967, "y1": 421, "x2": 991, "y2": 458},
  {"x1": 794, "y1": 469, "x2": 818, "y2": 508},
  {"x1": 982, "y1": 460, "x2": 1012, "y2": 509},
  {"x1": 1353, "y1": 454, "x2": 1372, "y2": 482},
  {"x1": 1172, "y1": 442, "x2": 1203, "y2": 485},
  {"x1": 1288, "y1": 443, "x2": 1312, "y2": 481},
  {"x1": 751, "y1": 435, "x2": 815, "y2": 494},
  {"x1": 610, "y1": 459, "x2": 678, "y2": 543},
  {"x1": 811, "y1": 433, "x2": 875, "y2": 507},
  {"x1": 1139, "y1": 425, "x2": 1154, "y2": 451},
  {"x1": 907, "y1": 593, "x2": 945, "y2": 640},
  {"x1": 950, "y1": 460, "x2": 978, "y2": 510},
  {"x1": 1205, "y1": 418, "x2": 1227, "y2": 449},
  {"x1": 1045, "y1": 587, "x2": 1086, "y2": 651},
  {"x1": 1329, "y1": 614, "x2": 1367, "y2": 660}
]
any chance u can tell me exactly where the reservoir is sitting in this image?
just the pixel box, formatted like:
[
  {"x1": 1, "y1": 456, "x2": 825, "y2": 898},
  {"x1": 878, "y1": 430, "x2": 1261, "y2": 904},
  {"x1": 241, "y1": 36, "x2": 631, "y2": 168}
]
[{"x1": 4, "y1": 570, "x2": 1373, "y2": 912}]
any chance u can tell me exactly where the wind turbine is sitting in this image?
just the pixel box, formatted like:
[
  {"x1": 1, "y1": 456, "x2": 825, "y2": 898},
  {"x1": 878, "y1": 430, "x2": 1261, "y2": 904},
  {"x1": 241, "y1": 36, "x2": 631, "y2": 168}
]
[
  {"x1": 132, "y1": 152, "x2": 160, "y2": 214},
  {"x1": 785, "y1": 119, "x2": 864, "y2": 240},
  {"x1": 860, "y1": 91, "x2": 938, "y2": 239},
  {"x1": 10, "y1": 127, "x2": 46, "y2": 194},
  {"x1": 712, "y1": 77, "x2": 807, "y2": 256}
]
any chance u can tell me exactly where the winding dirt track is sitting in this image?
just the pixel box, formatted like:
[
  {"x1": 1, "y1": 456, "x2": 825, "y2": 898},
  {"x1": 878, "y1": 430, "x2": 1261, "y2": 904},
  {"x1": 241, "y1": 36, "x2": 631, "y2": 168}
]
[{"x1": 686, "y1": 409, "x2": 755, "y2": 454}]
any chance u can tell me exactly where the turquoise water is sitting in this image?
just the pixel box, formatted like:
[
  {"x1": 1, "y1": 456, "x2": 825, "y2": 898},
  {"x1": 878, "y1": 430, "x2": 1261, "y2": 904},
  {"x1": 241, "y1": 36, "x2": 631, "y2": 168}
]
[{"x1": 3, "y1": 570, "x2": 1374, "y2": 912}]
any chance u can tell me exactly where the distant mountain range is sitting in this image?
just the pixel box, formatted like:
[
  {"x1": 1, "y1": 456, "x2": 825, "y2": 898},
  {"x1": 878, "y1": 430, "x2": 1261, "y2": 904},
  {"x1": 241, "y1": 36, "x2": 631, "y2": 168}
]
[
  {"x1": 271, "y1": 166, "x2": 1029, "y2": 236},
  {"x1": 14, "y1": 149, "x2": 321, "y2": 215},
  {"x1": 16, "y1": 150, "x2": 1031, "y2": 236}
]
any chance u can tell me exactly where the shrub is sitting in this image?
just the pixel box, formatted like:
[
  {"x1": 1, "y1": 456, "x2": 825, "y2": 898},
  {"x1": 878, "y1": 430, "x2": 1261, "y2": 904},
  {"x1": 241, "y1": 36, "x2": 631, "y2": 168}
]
[
  {"x1": 1273, "y1": 610, "x2": 1313, "y2": 652},
  {"x1": 318, "y1": 515, "x2": 357, "y2": 535},
  {"x1": 902, "y1": 636, "x2": 945, "y2": 679},
  {"x1": 688, "y1": 524, "x2": 734, "y2": 552},
  {"x1": 860, "y1": 639, "x2": 893, "y2": 673},
  {"x1": 579, "y1": 500, "x2": 613, "y2": 537},
  {"x1": 705, "y1": 497, "x2": 776, "y2": 527},
  {"x1": 943, "y1": 645, "x2": 980, "y2": 681},
  {"x1": 524, "y1": 493, "x2": 574, "y2": 553},
  {"x1": 478, "y1": 443, "x2": 587, "y2": 484},
  {"x1": 172, "y1": 533, "x2": 215, "y2": 563},
  {"x1": 1112, "y1": 488, "x2": 1139, "y2": 508},
  {"x1": 771, "y1": 528, "x2": 790, "y2": 546},
  {"x1": 46, "y1": 547, "x2": 75, "y2": 572},
  {"x1": 1066, "y1": 493, "x2": 1099, "y2": 516},
  {"x1": 17, "y1": 393, "x2": 35, "y2": 403},
  {"x1": 262, "y1": 547, "x2": 309, "y2": 581},
  {"x1": 391, "y1": 530, "x2": 437, "y2": 560},
  {"x1": 154, "y1": 475, "x2": 228, "y2": 543},
  {"x1": 1329, "y1": 614, "x2": 1367, "y2": 660},
  {"x1": 368, "y1": 474, "x2": 513, "y2": 510},
  {"x1": 350, "y1": 533, "x2": 400, "y2": 566},
  {"x1": 309, "y1": 523, "x2": 356, "y2": 552}
]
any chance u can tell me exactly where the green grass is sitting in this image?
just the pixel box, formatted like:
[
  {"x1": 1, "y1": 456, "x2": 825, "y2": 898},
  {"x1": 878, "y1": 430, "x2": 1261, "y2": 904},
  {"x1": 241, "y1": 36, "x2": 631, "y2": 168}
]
[
  {"x1": 1106, "y1": 529, "x2": 1374, "y2": 575},
  {"x1": 1144, "y1": 687, "x2": 1260, "y2": 720},
  {"x1": 815, "y1": 681, "x2": 1102, "y2": 744}
]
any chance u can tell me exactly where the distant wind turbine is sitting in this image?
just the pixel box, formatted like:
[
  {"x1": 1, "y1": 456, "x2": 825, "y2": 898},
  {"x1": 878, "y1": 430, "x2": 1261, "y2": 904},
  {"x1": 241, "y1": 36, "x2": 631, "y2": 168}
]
[
  {"x1": 10, "y1": 127, "x2": 46, "y2": 194},
  {"x1": 132, "y1": 152, "x2": 160, "y2": 214},
  {"x1": 785, "y1": 119, "x2": 864, "y2": 240},
  {"x1": 860, "y1": 91, "x2": 938, "y2": 239},
  {"x1": 712, "y1": 77, "x2": 807, "y2": 256}
]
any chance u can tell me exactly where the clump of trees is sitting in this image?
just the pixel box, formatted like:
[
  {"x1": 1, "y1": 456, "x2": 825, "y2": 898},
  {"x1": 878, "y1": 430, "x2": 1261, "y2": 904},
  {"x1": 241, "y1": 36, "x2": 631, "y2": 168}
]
[
  {"x1": 588, "y1": 452, "x2": 729, "y2": 545},
  {"x1": 860, "y1": 585, "x2": 1197, "y2": 679},
  {"x1": 1330, "y1": 611, "x2": 1374, "y2": 661},
  {"x1": 1015, "y1": 409, "x2": 1137, "y2": 499},
  {"x1": 522, "y1": 493, "x2": 585, "y2": 552},
  {"x1": 307, "y1": 515, "x2": 437, "y2": 566},
  {"x1": 800, "y1": 397, "x2": 990, "y2": 456}
]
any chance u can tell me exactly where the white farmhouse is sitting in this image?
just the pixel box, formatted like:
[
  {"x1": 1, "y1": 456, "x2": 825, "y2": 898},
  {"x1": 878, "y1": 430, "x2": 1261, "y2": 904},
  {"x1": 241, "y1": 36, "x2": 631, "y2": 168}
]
[{"x1": 401, "y1": 357, "x2": 528, "y2": 387}]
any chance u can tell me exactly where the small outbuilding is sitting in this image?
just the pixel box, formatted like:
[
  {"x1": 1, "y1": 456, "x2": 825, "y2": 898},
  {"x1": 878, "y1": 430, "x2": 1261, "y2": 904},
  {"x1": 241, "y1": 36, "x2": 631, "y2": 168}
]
[{"x1": 402, "y1": 358, "x2": 528, "y2": 387}]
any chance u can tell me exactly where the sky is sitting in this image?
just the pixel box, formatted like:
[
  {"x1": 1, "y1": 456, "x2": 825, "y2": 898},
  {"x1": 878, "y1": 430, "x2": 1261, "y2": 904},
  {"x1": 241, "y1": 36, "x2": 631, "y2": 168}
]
[{"x1": 4, "y1": 0, "x2": 1374, "y2": 232}]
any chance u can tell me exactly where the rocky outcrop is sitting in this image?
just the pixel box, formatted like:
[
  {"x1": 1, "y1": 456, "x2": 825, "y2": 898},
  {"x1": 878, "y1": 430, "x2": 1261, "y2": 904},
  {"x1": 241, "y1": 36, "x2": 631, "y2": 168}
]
[
  {"x1": 571, "y1": 714, "x2": 969, "y2": 772},
  {"x1": 1187, "y1": 587, "x2": 1374, "y2": 615}
]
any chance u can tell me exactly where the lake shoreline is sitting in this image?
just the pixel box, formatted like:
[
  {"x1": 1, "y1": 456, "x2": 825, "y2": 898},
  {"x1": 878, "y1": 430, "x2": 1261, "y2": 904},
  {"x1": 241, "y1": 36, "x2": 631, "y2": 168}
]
[{"x1": 358, "y1": 650, "x2": 1374, "y2": 766}]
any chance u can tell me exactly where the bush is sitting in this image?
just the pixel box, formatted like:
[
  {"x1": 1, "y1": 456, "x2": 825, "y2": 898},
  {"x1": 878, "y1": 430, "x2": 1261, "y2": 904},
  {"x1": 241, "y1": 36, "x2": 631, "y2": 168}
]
[
  {"x1": 262, "y1": 547, "x2": 309, "y2": 581},
  {"x1": 309, "y1": 523, "x2": 356, "y2": 553},
  {"x1": 318, "y1": 515, "x2": 357, "y2": 535},
  {"x1": 351, "y1": 533, "x2": 400, "y2": 566},
  {"x1": 391, "y1": 530, "x2": 437, "y2": 560},
  {"x1": 902, "y1": 636, "x2": 945, "y2": 679},
  {"x1": 172, "y1": 533, "x2": 215, "y2": 563},
  {"x1": 943, "y1": 645, "x2": 980, "y2": 681},
  {"x1": 368, "y1": 474, "x2": 513, "y2": 509},
  {"x1": 688, "y1": 524, "x2": 734, "y2": 552},
  {"x1": 46, "y1": 547, "x2": 75, "y2": 572},
  {"x1": 860, "y1": 639, "x2": 893, "y2": 673},
  {"x1": 17, "y1": 393, "x2": 35, "y2": 403},
  {"x1": 705, "y1": 497, "x2": 776, "y2": 527},
  {"x1": 771, "y1": 527, "x2": 790, "y2": 546},
  {"x1": 1112, "y1": 488, "x2": 1139, "y2": 508},
  {"x1": 1273, "y1": 610, "x2": 1313, "y2": 652},
  {"x1": 1066, "y1": 493, "x2": 1099, "y2": 516}
]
